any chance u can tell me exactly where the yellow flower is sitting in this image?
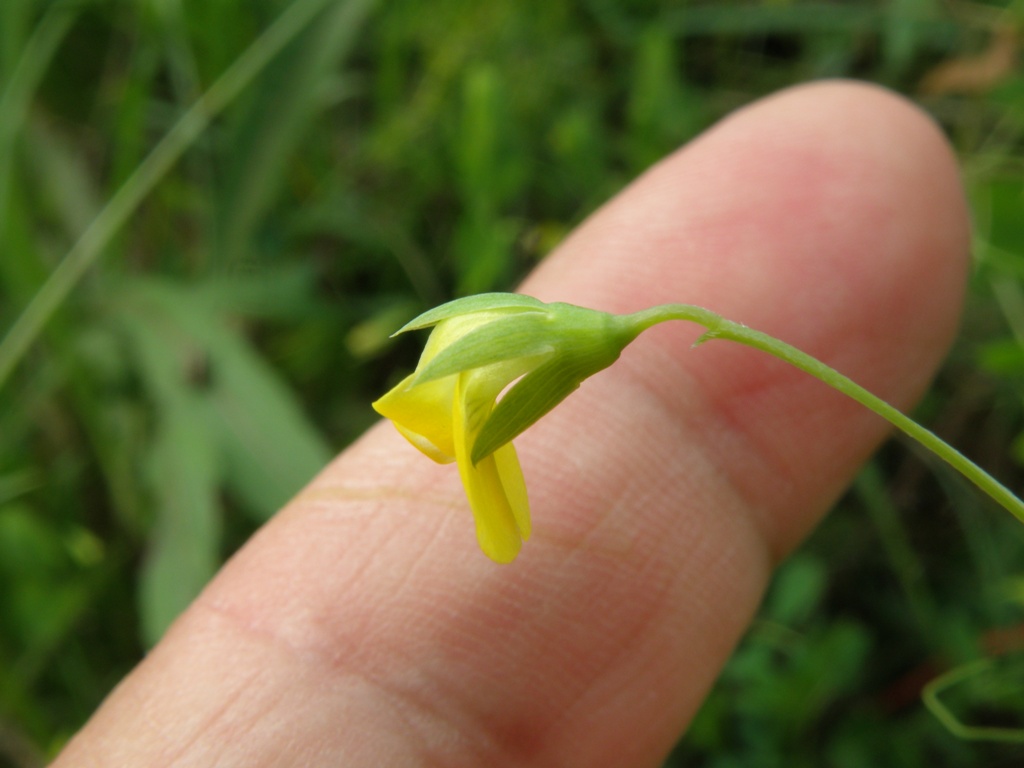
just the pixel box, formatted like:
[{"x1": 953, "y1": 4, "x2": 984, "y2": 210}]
[{"x1": 373, "y1": 294, "x2": 635, "y2": 562}]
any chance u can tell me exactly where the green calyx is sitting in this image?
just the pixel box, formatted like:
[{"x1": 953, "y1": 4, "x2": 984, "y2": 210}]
[
  {"x1": 395, "y1": 294, "x2": 638, "y2": 465},
  {"x1": 471, "y1": 304, "x2": 633, "y2": 464}
]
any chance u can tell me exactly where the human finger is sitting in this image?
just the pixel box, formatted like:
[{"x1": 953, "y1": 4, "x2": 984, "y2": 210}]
[{"x1": 53, "y1": 81, "x2": 968, "y2": 768}]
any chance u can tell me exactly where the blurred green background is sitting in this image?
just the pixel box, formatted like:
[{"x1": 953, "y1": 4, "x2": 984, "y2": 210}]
[{"x1": 3, "y1": 0, "x2": 1024, "y2": 764}]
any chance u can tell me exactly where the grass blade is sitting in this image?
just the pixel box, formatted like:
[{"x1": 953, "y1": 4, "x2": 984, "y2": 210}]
[
  {"x1": 218, "y1": 0, "x2": 377, "y2": 266},
  {"x1": 0, "y1": 0, "x2": 356, "y2": 393}
]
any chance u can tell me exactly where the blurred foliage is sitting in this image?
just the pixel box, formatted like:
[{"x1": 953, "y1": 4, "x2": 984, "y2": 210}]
[{"x1": 3, "y1": 0, "x2": 1024, "y2": 764}]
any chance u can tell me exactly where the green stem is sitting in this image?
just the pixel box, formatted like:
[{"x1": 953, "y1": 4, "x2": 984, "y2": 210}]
[
  {"x1": 922, "y1": 659, "x2": 1024, "y2": 743},
  {"x1": 623, "y1": 304, "x2": 1024, "y2": 526}
]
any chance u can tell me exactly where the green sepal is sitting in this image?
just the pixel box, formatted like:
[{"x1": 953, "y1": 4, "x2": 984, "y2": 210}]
[
  {"x1": 471, "y1": 340, "x2": 623, "y2": 465},
  {"x1": 413, "y1": 312, "x2": 557, "y2": 384},
  {"x1": 394, "y1": 293, "x2": 547, "y2": 336}
]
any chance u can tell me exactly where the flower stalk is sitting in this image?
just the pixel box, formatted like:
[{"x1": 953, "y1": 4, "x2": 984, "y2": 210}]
[{"x1": 626, "y1": 303, "x2": 1024, "y2": 527}]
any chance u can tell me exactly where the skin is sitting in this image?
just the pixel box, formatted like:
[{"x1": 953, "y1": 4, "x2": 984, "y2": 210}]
[{"x1": 53, "y1": 81, "x2": 969, "y2": 767}]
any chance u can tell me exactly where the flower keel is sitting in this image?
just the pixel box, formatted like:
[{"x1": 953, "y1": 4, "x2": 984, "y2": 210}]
[{"x1": 453, "y1": 371, "x2": 530, "y2": 563}]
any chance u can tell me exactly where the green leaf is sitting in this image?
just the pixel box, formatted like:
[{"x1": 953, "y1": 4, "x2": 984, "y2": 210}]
[
  {"x1": 121, "y1": 277, "x2": 332, "y2": 521},
  {"x1": 139, "y1": 396, "x2": 221, "y2": 647},
  {"x1": 202, "y1": 338, "x2": 332, "y2": 520},
  {"x1": 763, "y1": 555, "x2": 827, "y2": 625},
  {"x1": 110, "y1": 275, "x2": 334, "y2": 639},
  {"x1": 113, "y1": 294, "x2": 223, "y2": 646}
]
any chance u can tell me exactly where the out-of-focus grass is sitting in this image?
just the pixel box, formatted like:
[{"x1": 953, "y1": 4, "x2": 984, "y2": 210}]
[{"x1": 2, "y1": 0, "x2": 1024, "y2": 764}]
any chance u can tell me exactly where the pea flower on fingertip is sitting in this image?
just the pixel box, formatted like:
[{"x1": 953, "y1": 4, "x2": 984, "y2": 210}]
[{"x1": 372, "y1": 293, "x2": 640, "y2": 563}]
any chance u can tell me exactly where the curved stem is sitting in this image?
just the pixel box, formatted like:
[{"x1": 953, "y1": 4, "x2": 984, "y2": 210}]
[
  {"x1": 622, "y1": 304, "x2": 1024, "y2": 525},
  {"x1": 922, "y1": 659, "x2": 1024, "y2": 742}
]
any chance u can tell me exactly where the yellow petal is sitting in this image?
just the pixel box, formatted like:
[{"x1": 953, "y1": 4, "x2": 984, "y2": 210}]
[
  {"x1": 453, "y1": 372, "x2": 528, "y2": 563},
  {"x1": 372, "y1": 373, "x2": 457, "y2": 463},
  {"x1": 373, "y1": 314, "x2": 509, "y2": 463},
  {"x1": 493, "y1": 442, "x2": 530, "y2": 540},
  {"x1": 463, "y1": 455, "x2": 524, "y2": 563}
]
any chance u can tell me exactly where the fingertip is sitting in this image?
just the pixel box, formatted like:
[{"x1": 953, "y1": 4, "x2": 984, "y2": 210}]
[{"x1": 524, "y1": 78, "x2": 970, "y2": 557}]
